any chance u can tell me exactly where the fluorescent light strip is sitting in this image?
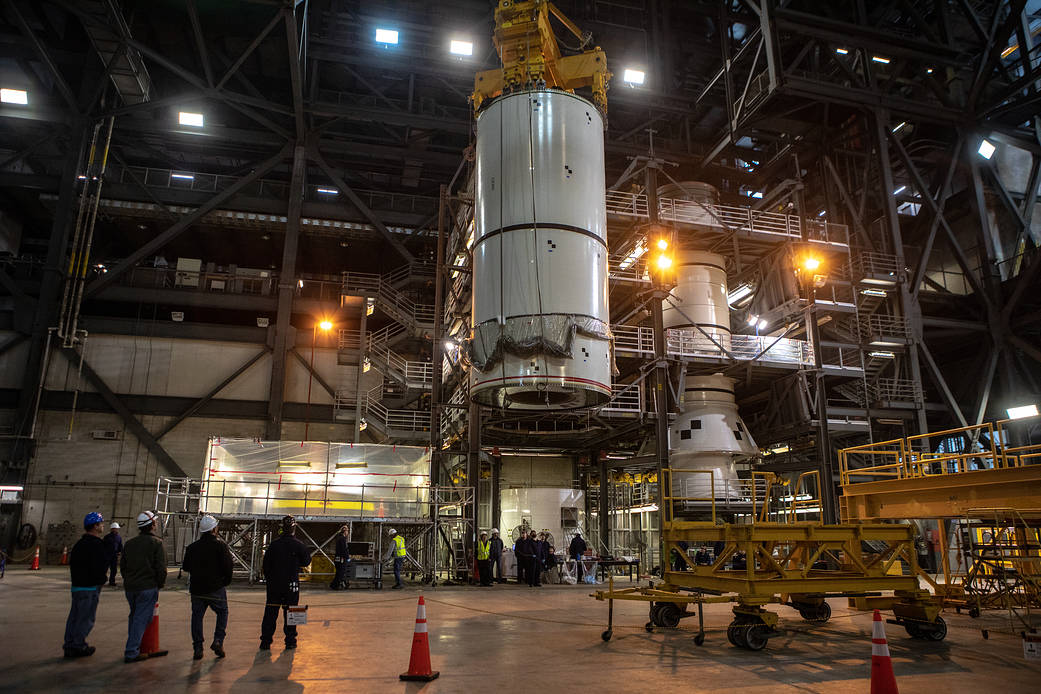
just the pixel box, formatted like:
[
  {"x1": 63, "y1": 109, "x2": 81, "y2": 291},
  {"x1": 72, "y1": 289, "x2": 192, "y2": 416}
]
[
  {"x1": 1, "y1": 88, "x2": 28, "y2": 104},
  {"x1": 450, "y1": 40, "x2": 473, "y2": 56},
  {"x1": 317, "y1": 188, "x2": 338, "y2": 195},
  {"x1": 1007, "y1": 404, "x2": 1038, "y2": 420},
  {"x1": 375, "y1": 28, "x2": 398, "y2": 44},
  {"x1": 171, "y1": 173, "x2": 194, "y2": 180},
  {"x1": 872, "y1": 56, "x2": 891, "y2": 64}
]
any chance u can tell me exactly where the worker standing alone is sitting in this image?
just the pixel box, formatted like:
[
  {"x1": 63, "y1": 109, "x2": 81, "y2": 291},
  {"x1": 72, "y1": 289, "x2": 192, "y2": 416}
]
[
  {"x1": 388, "y1": 528, "x2": 406, "y2": 589},
  {"x1": 102, "y1": 522, "x2": 123, "y2": 587},
  {"x1": 476, "y1": 531, "x2": 492, "y2": 586},
  {"x1": 489, "y1": 529, "x2": 504, "y2": 583},
  {"x1": 181, "y1": 515, "x2": 233, "y2": 660},
  {"x1": 569, "y1": 532, "x2": 588, "y2": 582},
  {"x1": 330, "y1": 525, "x2": 349, "y2": 590},
  {"x1": 260, "y1": 515, "x2": 312, "y2": 650},
  {"x1": 121, "y1": 510, "x2": 167, "y2": 663},
  {"x1": 63, "y1": 512, "x2": 109, "y2": 658},
  {"x1": 526, "y1": 530, "x2": 542, "y2": 587}
]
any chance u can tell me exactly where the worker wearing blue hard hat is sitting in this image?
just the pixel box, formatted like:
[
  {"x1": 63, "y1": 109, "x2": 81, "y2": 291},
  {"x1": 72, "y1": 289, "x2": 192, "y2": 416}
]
[{"x1": 63, "y1": 511, "x2": 109, "y2": 658}]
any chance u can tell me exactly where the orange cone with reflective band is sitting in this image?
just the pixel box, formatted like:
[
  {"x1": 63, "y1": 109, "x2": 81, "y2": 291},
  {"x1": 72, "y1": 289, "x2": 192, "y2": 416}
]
[
  {"x1": 60, "y1": 546, "x2": 69, "y2": 565},
  {"x1": 870, "y1": 609, "x2": 899, "y2": 694},
  {"x1": 400, "y1": 596, "x2": 439, "y2": 681},
  {"x1": 29, "y1": 546, "x2": 39, "y2": 570},
  {"x1": 139, "y1": 600, "x2": 169, "y2": 658}
]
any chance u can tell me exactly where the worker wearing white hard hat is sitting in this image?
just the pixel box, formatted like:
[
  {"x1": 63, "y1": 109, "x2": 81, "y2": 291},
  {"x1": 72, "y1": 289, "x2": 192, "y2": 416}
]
[
  {"x1": 182, "y1": 515, "x2": 233, "y2": 659},
  {"x1": 121, "y1": 511, "x2": 168, "y2": 662},
  {"x1": 489, "y1": 528, "x2": 505, "y2": 584},
  {"x1": 103, "y1": 522, "x2": 123, "y2": 587}
]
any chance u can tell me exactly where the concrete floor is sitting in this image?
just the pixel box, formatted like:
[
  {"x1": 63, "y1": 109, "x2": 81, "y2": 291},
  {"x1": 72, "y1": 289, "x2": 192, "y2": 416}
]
[{"x1": 2, "y1": 567, "x2": 1039, "y2": 693}]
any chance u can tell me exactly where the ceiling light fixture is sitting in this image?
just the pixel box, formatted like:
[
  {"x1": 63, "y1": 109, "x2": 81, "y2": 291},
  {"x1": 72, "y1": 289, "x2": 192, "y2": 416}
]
[
  {"x1": 178, "y1": 111, "x2": 203, "y2": 127},
  {"x1": 1, "y1": 88, "x2": 28, "y2": 105},
  {"x1": 450, "y1": 40, "x2": 473, "y2": 56},
  {"x1": 622, "y1": 68, "x2": 645, "y2": 85},
  {"x1": 375, "y1": 28, "x2": 399, "y2": 44}
]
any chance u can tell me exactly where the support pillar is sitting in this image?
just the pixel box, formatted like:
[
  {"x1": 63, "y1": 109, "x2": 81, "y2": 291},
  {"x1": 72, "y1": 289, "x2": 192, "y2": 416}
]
[
  {"x1": 266, "y1": 144, "x2": 307, "y2": 440},
  {"x1": 352, "y1": 301, "x2": 367, "y2": 442},
  {"x1": 598, "y1": 455, "x2": 609, "y2": 555}
]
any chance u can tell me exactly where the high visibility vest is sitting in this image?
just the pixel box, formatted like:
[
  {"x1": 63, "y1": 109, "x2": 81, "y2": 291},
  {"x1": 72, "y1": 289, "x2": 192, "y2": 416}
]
[
  {"x1": 477, "y1": 540, "x2": 490, "y2": 560},
  {"x1": 393, "y1": 535, "x2": 406, "y2": 557}
]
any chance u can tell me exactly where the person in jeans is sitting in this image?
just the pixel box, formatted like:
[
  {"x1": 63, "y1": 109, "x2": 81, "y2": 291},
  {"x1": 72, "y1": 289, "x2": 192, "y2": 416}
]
[
  {"x1": 488, "y1": 529, "x2": 504, "y2": 583},
  {"x1": 569, "y1": 532, "x2": 588, "y2": 581},
  {"x1": 260, "y1": 515, "x2": 311, "y2": 650},
  {"x1": 181, "y1": 515, "x2": 233, "y2": 660},
  {"x1": 102, "y1": 522, "x2": 123, "y2": 586},
  {"x1": 120, "y1": 510, "x2": 168, "y2": 663},
  {"x1": 330, "y1": 525, "x2": 349, "y2": 590},
  {"x1": 63, "y1": 511, "x2": 109, "y2": 658}
]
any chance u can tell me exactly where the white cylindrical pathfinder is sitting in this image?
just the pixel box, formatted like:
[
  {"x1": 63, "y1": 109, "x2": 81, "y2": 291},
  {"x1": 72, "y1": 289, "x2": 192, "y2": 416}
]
[
  {"x1": 469, "y1": 89, "x2": 611, "y2": 409},
  {"x1": 669, "y1": 374, "x2": 758, "y2": 503},
  {"x1": 662, "y1": 250, "x2": 731, "y2": 353}
]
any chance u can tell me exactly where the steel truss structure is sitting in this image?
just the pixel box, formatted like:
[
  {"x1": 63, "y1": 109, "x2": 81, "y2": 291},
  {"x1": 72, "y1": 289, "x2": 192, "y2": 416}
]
[{"x1": 0, "y1": 1, "x2": 1038, "y2": 563}]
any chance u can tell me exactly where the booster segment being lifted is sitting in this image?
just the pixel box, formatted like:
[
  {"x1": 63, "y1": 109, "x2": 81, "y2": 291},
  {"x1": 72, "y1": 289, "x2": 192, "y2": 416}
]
[{"x1": 467, "y1": 1, "x2": 614, "y2": 410}]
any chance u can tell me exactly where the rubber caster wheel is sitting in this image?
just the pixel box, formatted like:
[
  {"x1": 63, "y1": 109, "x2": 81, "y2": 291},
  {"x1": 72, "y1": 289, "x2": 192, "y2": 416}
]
[
  {"x1": 742, "y1": 624, "x2": 769, "y2": 651},
  {"x1": 800, "y1": 602, "x2": 831, "y2": 623},
  {"x1": 645, "y1": 622, "x2": 654, "y2": 633},
  {"x1": 728, "y1": 623, "x2": 748, "y2": 649},
  {"x1": 601, "y1": 630, "x2": 612, "y2": 642},
  {"x1": 904, "y1": 624, "x2": 923, "y2": 639},
  {"x1": 693, "y1": 633, "x2": 706, "y2": 646},
  {"x1": 924, "y1": 616, "x2": 947, "y2": 642},
  {"x1": 969, "y1": 606, "x2": 981, "y2": 619},
  {"x1": 981, "y1": 629, "x2": 989, "y2": 640},
  {"x1": 658, "y1": 604, "x2": 682, "y2": 629}
]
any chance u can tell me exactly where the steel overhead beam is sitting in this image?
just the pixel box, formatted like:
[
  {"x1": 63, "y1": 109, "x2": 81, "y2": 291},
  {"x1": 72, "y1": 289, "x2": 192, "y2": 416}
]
[
  {"x1": 909, "y1": 140, "x2": 962, "y2": 299},
  {"x1": 186, "y1": 0, "x2": 214, "y2": 87},
  {"x1": 85, "y1": 143, "x2": 290, "y2": 297},
  {"x1": 920, "y1": 337, "x2": 966, "y2": 426},
  {"x1": 308, "y1": 102, "x2": 470, "y2": 134},
  {"x1": 289, "y1": 348, "x2": 336, "y2": 400},
  {"x1": 283, "y1": 6, "x2": 305, "y2": 143},
  {"x1": 58, "y1": 346, "x2": 186, "y2": 477},
  {"x1": 154, "y1": 346, "x2": 269, "y2": 440},
  {"x1": 216, "y1": 9, "x2": 284, "y2": 90},
  {"x1": 311, "y1": 147, "x2": 415, "y2": 264},
  {"x1": 9, "y1": 2, "x2": 80, "y2": 114}
]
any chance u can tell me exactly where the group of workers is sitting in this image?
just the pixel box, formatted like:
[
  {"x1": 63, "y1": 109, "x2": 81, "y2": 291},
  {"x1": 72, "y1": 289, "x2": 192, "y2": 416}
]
[
  {"x1": 63, "y1": 510, "x2": 317, "y2": 661},
  {"x1": 473, "y1": 528, "x2": 590, "y2": 587}
]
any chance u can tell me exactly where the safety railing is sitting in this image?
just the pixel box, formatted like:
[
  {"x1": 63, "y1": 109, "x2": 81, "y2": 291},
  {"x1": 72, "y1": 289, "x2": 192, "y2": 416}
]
[
  {"x1": 664, "y1": 469, "x2": 777, "y2": 524},
  {"x1": 156, "y1": 476, "x2": 468, "y2": 522},
  {"x1": 601, "y1": 382, "x2": 643, "y2": 413},
  {"x1": 850, "y1": 252, "x2": 901, "y2": 282},
  {"x1": 839, "y1": 415, "x2": 1041, "y2": 486},
  {"x1": 341, "y1": 267, "x2": 435, "y2": 329},
  {"x1": 612, "y1": 325, "x2": 655, "y2": 354},
  {"x1": 338, "y1": 328, "x2": 362, "y2": 350},
  {"x1": 605, "y1": 191, "x2": 848, "y2": 247},
  {"x1": 666, "y1": 330, "x2": 814, "y2": 366},
  {"x1": 868, "y1": 378, "x2": 922, "y2": 403},
  {"x1": 366, "y1": 329, "x2": 432, "y2": 388},
  {"x1": 859, "y1": 314, "x2": 911, "y2": 341}
]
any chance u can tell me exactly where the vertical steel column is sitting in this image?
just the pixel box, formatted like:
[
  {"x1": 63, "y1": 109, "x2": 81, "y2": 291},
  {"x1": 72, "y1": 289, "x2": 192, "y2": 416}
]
[
  {"x1": 352, "y1": 301, "x2": 367, "y2": 442},
  {"x1": 805, "y1": 287, "x2": 837, "y2": 523},
  {"x1": 429, "y1": 185, "x2": 448, "y2": 481},
  {"x1": 266, "y1": 145, "x2": 307, "y2": 440},
  {"x1": 597, "y1": 455, "x2": 609, "y2": 554},
  {"x1": 490, "y1": 452, "x2": 501, "y2": 532},
  {"x1": 646, "y1": 164, "x2": 671, "y2": 543},
  {"x1": 874, "y1": 111, "x2": 928, "y2": 437},
  {"x1": 467, "y1": 402, "x2": 480, "y2": 541}
]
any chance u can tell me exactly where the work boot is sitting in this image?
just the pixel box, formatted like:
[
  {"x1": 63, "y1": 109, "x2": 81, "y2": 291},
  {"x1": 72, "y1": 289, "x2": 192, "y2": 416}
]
[
  {"x1": 193, "y1": 648, "x2": 203, "y2": 661},
  {"x1": 259, "y1": 642, "x2": 271, "y2": 651},
  {"x1": 211, "y1": 641, "x2": 225, "y2": 658},
  {"x1": 392, "y1": 583, "x2": 402, "y2": 589},
  {"x1": 124, "y1": 654, "x2": 149, "y2": 663},
  {"x1": 285, "y1": 642, "x2": 297, "y2": 650}
]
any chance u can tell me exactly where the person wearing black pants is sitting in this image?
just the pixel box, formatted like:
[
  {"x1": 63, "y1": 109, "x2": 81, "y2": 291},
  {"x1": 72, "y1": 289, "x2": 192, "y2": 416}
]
[
  {"x1": 514, "y1": 532, "x2": 531, "y2": 585},
  {"x1": 527, "y1": 530, "x2": 542, "y2": 587},
  {"x1": 489, "y1": 529, "x2": 504, "y2": 583},
  {"x1": 260, "y1": 516, "x2": 312, "y2": 650},
  {"x1": 330, "y1": 525, "x2": 349, "y2": 590},
  {"x1": 102, "y1": 523, "x2": 122, "y2": 587}
]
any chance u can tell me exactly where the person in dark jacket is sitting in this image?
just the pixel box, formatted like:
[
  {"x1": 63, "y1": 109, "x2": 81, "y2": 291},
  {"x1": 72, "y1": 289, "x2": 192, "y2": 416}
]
[
  {"x1": 181, "y1": 515, "x2": 233, "y2": 660},
  {"x1": 488, "y1": 529, "x2": 505, "y2": 583},
  {"x1": 330, "y1": 525, "x2": 350, "y2": 590},
  {"x1": 120, "y1": 510, "x2": 168, "y2": 663},
  {"x1": 569, "y1": 532, "x2": 588, "y2": 581},
  {"x1": 514, "y1": 532, "x2": 531, "y2": 585},
  {"x1": 102, "y1": 522, "x2": 123, "y2": 586},
  {"x1": 260, "y1": 515, "x2": 312, "y2": 650},
  {"x1": 63, "y1": 511, "x2": 109, "y2": 658},
  {"x1": 527, "y1": 530, "x2": 542, "y2": 587}
]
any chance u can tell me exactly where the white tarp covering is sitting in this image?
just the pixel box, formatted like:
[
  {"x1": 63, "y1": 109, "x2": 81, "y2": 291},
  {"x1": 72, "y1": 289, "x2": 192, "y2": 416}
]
[{"x1": 200, "y1": 438, "x2": 431, "y2": 518}]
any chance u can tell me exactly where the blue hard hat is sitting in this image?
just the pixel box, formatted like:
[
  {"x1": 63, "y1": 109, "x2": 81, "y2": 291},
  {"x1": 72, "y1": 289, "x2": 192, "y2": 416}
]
[{"x1": 83, "y1": 511, "x2": 104, "y2": 529}]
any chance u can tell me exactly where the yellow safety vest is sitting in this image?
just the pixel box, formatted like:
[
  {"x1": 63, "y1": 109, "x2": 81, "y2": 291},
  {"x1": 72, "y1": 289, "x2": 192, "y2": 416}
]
[
  {"x1": 477, "y1": 540, "x2": 490, "y2": 560},
  {"x1": 394, "y1": 535, "x2": 406, "y2": 557}
]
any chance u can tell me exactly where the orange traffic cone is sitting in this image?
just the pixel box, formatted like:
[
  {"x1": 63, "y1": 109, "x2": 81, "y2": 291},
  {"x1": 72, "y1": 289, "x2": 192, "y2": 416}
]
[
  {"x1": 139, "y1": 600, "x2": 169, "y2": 658},
  {"x1": 29, "y1": 546, "x2": 40, "y2": 570},
  {"x1": 60, "y1": 546, "x2": 69, "y2": 565},
  {"x1": 870, "y1": 609, "x2": 899, "y2": 694},
  {"x1": 400, "y1": 596, "x2": 439, "y2": 681}
]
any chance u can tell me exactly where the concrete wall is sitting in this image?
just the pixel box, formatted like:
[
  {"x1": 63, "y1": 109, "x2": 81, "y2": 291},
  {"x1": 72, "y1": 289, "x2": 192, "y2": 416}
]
[{"x1": 500, "y1": 455, "x2": 575, "y2": 489}]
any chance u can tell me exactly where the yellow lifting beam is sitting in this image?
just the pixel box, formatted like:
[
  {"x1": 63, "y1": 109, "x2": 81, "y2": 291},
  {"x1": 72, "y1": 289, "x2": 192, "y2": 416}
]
[{"x1": 472, "y1": 0, "x2": 611, "y2": 114}]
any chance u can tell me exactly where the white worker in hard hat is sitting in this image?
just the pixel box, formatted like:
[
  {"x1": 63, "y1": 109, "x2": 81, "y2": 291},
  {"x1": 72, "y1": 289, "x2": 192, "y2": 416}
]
[
  {"x1": 387, "y1": 528, "x2": 406, "y2": 589},
  {"x1": 489, "y1": 528, "x2": 505, "y2": 584},
  {"x1": 181, "y1": 515, "x2": 233, "y2": 660},
  {"x1": 120, "y1": 511, "x2": 167, "y2": 662},
  {"x1": 103, "y1": 522, "x2": 123, "y2": 587}
]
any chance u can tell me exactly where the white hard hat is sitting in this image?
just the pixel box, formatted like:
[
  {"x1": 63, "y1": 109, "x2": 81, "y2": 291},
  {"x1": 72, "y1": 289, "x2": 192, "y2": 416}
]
[
  {"x1": 388, "y1": 528, "x2": 397, "y2": 535},
  {"x1": 198, "y1": 515, "x2": 218, "y2": 533},
  {"x1": 109, "y1": 522, "x2": 121, "y2": 529},
  {"x1": 137, "y1": 510, "x2": 158, "y2": 528},
  {"x1": 491, "y1": 528, "x2": 499, "y2": 534}
]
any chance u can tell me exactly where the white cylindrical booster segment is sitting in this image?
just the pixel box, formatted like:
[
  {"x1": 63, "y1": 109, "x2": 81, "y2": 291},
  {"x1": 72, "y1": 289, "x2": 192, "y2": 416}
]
[
  {"x1": 470, "y1": 89, "x2": 611, "y2": 410},
  {"x1": 669, "y1": 374, "x2": 757, "y2": 502},
  {"x1": 663, "y1": 250, "x2": 731, "y2": 352}
]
